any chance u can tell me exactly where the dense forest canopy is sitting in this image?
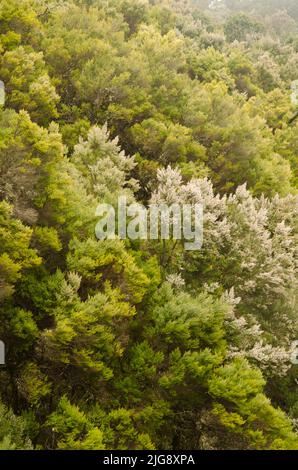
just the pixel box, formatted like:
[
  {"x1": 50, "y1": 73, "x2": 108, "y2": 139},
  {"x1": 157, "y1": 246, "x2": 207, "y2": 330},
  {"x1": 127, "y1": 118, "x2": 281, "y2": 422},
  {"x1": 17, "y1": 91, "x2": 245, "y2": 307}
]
[{"x1": 0, "y1": 0, "x2": 297, "y2": 450}]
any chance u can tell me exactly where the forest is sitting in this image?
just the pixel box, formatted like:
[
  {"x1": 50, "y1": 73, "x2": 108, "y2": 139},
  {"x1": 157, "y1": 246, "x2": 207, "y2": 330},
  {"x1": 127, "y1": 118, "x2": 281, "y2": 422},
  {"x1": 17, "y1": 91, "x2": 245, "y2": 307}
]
[{"x1": 0, "y1": 0, "x2": 297, "y2": 450}]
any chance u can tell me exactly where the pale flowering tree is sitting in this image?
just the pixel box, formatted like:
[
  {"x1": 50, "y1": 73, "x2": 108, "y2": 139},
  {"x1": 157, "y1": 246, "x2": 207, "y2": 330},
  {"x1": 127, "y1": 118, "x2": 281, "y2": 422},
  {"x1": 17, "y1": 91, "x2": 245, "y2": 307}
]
[
  {"x1": 150, "y1": 166, "x2": 230, "y2": 266},
  {"x1": 150, "y1": 166, "x2": 184, "y2": 206},
  {"x1": 150, "y1": 166, "x2": 298, "y2": 376},
  {"x1": 72, "y1": 124, "x2": 139, "y2": 204},
  {"x1": 223, "y1": 289, "x2": 292, "y2": 377},
  {"x1": 151, "y1": 166, "x2": 230, "y2": 248},
  {"x1": 166, "y1": 273, "x2": 185, "y2": 289},
  {"x1": 224, "y1": 186, "x2": 297, "y2": 319}
]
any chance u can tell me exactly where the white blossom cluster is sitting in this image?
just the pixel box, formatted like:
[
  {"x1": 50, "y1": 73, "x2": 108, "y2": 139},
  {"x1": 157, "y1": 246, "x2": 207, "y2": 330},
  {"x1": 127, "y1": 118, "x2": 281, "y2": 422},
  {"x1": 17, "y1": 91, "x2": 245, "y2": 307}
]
[
  {"x1": 152, "y1": 166, "x2": 298, "y2": 377},
  {"x1": 73, "y1": 124, "x2": 139, "y2": 204}
]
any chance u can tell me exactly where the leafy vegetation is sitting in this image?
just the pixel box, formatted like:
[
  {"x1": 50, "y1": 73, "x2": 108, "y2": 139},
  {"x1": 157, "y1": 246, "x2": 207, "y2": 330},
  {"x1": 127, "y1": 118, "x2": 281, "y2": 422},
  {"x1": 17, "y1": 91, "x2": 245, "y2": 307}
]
[{"x1": 0, "y1": 0, "x2": 297, "y2": 450}]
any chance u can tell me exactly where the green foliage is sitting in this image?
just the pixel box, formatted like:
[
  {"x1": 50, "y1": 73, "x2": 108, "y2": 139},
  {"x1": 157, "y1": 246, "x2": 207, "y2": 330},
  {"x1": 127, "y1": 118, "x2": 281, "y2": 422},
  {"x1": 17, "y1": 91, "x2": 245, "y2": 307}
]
[
  {"x1": 0, "y1": 0, "x2": 297, "y2": 452},
  {"x1": 67, "y1": 238, "x2": 151, "y2": 303},
  {"x1": 40, "y1": 282, "x2": 135, "y2": 379},
  {"x1": 147, "y1": 284, "x2": 226, "y2": 350},
  {"x1": 0, "y1": 0, "x2": 41, "y2": 50},
  {"x1": 47, "y1": 396, "x2": 105, "y2": 450},
  {"x1": 0, "y1": 401, "x2": 32, "y2": 449},
  {"x1": 0, "y1": 46, "x2": 59, "y2": 125},
  {"x1": 130, "y1": 118, "x2": 206, "y2": 165},
  {"x1": 224, "y1": 13, "x2": 263, "y2": 43},
  {"x1": 209, "y1": 359, "x2": 298, "y2": 450},
  {"x1": 0, "y1": 201, "x2": 41, "y2": 299}
]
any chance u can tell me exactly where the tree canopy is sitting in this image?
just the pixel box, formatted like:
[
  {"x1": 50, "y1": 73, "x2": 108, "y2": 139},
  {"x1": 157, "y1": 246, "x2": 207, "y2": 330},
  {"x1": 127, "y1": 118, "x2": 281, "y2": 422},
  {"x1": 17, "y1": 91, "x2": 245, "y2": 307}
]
[{"x1": 0, "y1": 0, "x2": 297, "y2": 450}]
